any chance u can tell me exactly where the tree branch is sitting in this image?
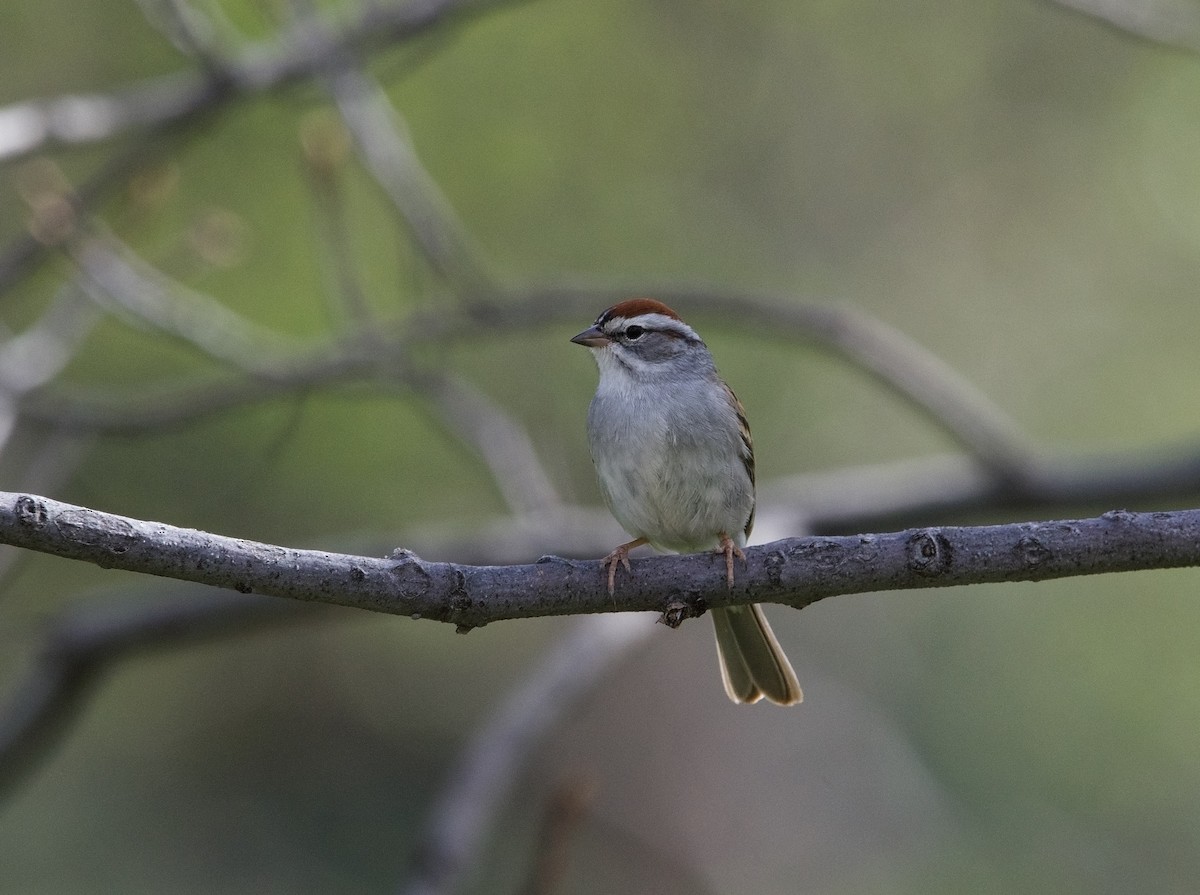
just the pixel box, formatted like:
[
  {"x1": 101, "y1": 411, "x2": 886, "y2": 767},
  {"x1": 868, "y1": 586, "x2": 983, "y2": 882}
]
[{"x1": 0, "y1": 492, "x2": 1196, "y2": 629}]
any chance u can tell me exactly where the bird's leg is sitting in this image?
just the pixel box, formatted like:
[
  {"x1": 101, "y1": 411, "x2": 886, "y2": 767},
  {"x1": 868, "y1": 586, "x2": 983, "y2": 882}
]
[
  {"x1": 716, "y1": 532, "x2": 746, "y2": 589},
  {"x1": 601, "y1": 537, "x2": 649, "y2": 594}
]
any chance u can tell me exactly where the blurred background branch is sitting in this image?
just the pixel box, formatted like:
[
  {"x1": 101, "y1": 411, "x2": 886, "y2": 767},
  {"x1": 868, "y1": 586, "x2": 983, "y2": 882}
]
[
  {"x1": 1050, "y1": 0, "x2": 1200, "y2": 51},
  {"x1": 0, "y1": 0, "x2": 522, "y2": 164},
  {"x1": 0, "y1": 589, "x2": 310, "y2": 799},
  {"x1": 0, "y1": 0, "x2": 521, "y2": 295},
  {"x1": 402, "y1": 613, "x2": 651, "y2": 895}
]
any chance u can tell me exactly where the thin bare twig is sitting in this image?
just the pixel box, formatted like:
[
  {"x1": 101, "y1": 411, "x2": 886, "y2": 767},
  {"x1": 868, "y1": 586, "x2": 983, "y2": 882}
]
[
  {"x1": 300, "y1": 113, "x2": 378, "y2": 329},
  {"x1": 0, "y1": 287, "x2": 101, "y2": 396},
  {"x1": 68, "y1": 228, "x2": 304, "y2": 374},
  {"x1": 406, "y1": 371, "x2": 560, "y2": 514},
  {"x1": 324, "y1": 63, "x2": 493, "y2": 292}
]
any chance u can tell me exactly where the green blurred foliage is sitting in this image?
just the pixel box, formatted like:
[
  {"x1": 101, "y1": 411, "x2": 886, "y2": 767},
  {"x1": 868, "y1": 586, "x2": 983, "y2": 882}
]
[{"x1": 1, "y1": 0, "x2": 1200, "y2": 892}]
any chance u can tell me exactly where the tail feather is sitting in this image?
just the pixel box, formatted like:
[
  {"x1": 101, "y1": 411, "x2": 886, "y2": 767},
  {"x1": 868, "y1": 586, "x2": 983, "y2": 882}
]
[{"x1": 711, "y1": 605, "x2": 803, "y2": 706}]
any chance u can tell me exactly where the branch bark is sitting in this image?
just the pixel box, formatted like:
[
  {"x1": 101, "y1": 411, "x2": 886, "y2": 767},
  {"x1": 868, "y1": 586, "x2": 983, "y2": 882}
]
[{"x1": 1, "y1": 492, "x2": 1196, "y2": 629}]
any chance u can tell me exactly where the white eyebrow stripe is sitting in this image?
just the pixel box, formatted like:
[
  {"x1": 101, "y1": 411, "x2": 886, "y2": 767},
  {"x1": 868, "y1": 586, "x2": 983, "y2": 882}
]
[{"x1": 603, "y1": 313, "x2": 698, "y2": 340}]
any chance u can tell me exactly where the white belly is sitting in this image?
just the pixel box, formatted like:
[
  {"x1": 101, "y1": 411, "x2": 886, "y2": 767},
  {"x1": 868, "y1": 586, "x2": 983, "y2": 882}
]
[{"x1": 588, "y1": 385, "x2": 752, "y2": 553}]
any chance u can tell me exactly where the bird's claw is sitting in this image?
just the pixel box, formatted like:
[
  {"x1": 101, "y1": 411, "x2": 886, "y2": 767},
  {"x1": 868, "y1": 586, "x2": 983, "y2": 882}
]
[
  {"x1": 602, "y1": 548, "x2": 633, "y2": 595},
  {"x1": 717, "y1": 533, "x2": 746, "y2": 589},
  {"x1": 601, "y1": 538, "x2": 648, "y2": 595}
]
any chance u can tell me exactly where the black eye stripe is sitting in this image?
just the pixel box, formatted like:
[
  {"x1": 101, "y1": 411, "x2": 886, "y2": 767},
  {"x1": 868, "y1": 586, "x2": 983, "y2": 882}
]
[{"x1": 600, "y1": 318, "x2": 692, "y2": 341}]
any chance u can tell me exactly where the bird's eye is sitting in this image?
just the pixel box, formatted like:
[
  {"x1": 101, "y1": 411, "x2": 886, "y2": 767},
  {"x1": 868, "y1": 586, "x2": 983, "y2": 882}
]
[{"x1": 624, "y1": 325, "x2": 646, "y2": 340}]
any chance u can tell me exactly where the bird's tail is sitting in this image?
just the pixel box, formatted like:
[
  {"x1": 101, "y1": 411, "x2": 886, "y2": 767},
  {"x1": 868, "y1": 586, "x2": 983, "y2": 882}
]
[{"x1": 711, "y1": 604, "x2": 803, "y2": 705}]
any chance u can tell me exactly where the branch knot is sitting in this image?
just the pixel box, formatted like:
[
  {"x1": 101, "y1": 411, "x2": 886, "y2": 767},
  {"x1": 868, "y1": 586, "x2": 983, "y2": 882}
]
[
  {"x1": 659, "y1": 599, "x2": 704, "y2": 629},
  {"x1": 1015, "y1": 535, "x2": 1052, "y2": 567},
  {"x1": 907, "y1": 529, "x2": 953, "y2": 576},
  {"x1": 14, "y1": 495, "x2": 48, "y2": 528}
]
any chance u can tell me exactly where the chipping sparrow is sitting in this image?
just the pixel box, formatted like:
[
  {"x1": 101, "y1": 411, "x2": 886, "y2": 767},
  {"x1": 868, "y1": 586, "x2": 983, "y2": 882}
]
[{"x1": 572, "y1": 299, "x2": 802, "y2": 705}]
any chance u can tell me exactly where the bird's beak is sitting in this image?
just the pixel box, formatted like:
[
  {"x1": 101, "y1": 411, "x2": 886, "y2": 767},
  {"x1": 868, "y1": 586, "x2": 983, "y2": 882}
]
[{"x1": 570, "y1": 325, "x2": 609, "y2": 348}]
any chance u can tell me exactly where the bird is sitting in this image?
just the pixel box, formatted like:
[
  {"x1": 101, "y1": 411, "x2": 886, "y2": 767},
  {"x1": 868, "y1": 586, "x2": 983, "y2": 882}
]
[{"x1": 571, "y1": 298, "x2": 802, "y2": 705}]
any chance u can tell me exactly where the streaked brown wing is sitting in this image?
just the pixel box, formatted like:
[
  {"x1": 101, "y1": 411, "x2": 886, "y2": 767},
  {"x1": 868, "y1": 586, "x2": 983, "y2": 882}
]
[{"x1": 721, "y1": 379, "x2": 756, "y2": 539}]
